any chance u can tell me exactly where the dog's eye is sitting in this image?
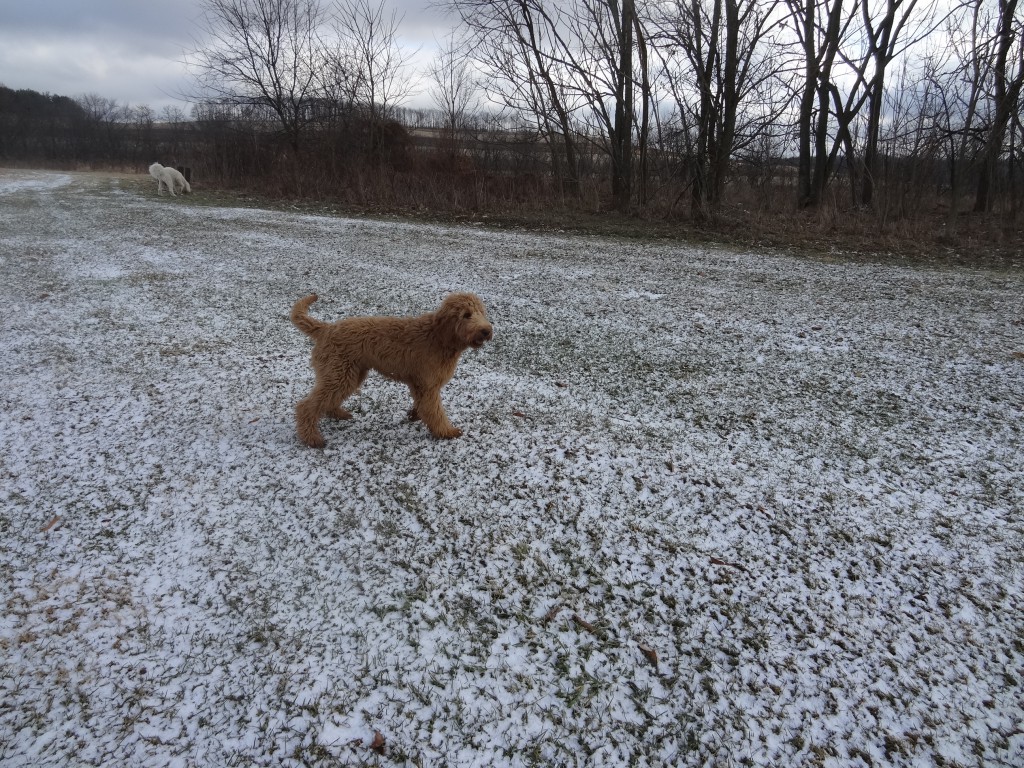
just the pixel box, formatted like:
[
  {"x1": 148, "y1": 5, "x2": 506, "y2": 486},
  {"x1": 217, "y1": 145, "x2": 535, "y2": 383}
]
[{"x1": 463, "y1": 311, "x2": 472, "y2": 319}]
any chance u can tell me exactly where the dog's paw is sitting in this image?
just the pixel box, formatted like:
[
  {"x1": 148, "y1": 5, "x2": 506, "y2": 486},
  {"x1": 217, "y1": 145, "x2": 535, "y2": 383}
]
[
  {"x1": 432, "y1": 426, "x2": 463, "y2": 439},
  {"x1": 407, "y1": 408, "x2": 420, "y2": 422},
  {"x1": 298, "y1": 431, "x2": 326, "y2": 449},
  {"x1": 326, "y1": 407, "x2": 353, "y2": 420}
]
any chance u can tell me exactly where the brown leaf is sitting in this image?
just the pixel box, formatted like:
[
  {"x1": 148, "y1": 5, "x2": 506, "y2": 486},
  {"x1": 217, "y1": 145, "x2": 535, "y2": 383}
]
[
  {"x1": 40, "y1": 516, "x2": 61, "y2": 533},
  {"x1": 572, "y1": 614, "x2": 599, "y2": 635},
  {"x1": 369, "y1": 731, "x2": 386, "y2": 755},
  {"x1": 637, "y1": 643, "x2": 658, "y2": 670},
  {"x1": 709, "y1": 556, "x2": 748, "y2": 573},
  {"x1": 542, "y1": 603, "x2": 562, "y2": 623}
]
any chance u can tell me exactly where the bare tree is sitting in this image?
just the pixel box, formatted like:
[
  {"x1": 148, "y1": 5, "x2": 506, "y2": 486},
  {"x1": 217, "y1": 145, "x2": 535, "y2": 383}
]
[
  {"x1": 611, "y1": 0, "x2": 636, "y2": 210},
  {"x1": 568, "y1": 0, "x2": 643, "y2": 211},
  {"x1": 77, "y1": 94, "x2": 123, "y2": 123},
  {"x1": 76, "y1": 94, "x2": 128, "y2": 162},
  {"x1": 447, "y1": 0, "x2": 657, "y2": 207},
  {"x1": 160, "y1": 106, "x2": 190, "y2": 125},
  {"x1": 931, "y1": 9, "x2": 986, "y2": 218},
  {"x1": 331, "y1": 0, "x2": 416, "y2": 118},
  {"x1": 652, "y1": 0, "x2": 790, "y2": 217},
  {"x1": 924, "y1": 0, "x2": 1017, "y2": 218},
  {"x1": 857, "y1": 0, "x2": 943, "y2": 205},
  {"x1": 429, "y1": 31, "x2": 482, "y2": 155},
  {"x1": 316, "y1": 38, "x2": 363, "y2": 117},
  {"x1": 443, "y1": 0, "x2": 583, "y2": 195},
  {"x1": 326, "y1": 0, "x2": 417, "y2": 165},
  {"x1": 974, "y1": 0, "x2": 1023, "y2": 212},
  {"x1": 189, "y1": 0, "x2": 325, "y2": 154},
  {"x1": 785, "y1": 0, "x2": 862, "y2": 207}
]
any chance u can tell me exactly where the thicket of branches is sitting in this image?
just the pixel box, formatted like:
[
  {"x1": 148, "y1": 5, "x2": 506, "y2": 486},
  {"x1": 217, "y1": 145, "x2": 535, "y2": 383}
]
[{"x1": 2, "y1": 0, "x2": 1022, "y2": 249}]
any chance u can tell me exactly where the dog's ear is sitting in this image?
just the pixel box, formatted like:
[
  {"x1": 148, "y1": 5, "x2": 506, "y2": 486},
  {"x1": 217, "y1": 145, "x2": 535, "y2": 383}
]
[
  {"x1": 432, "y1": 296, "x2": 459, "y2": 331},
  {"x1": 431, "y1": 295, "x2": 468, "y2": 345}
]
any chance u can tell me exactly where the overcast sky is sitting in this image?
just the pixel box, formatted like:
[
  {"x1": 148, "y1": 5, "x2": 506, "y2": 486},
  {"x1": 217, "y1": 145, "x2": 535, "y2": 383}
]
[{"x1": 0, "y1": 0, "x2": 447, "y2": 113}]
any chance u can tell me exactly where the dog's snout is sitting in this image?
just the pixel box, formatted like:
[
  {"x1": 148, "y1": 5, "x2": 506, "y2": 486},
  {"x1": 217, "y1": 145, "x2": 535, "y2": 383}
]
[{"x1": 479, "y1": 326, "x2": 493, "y2": 341}]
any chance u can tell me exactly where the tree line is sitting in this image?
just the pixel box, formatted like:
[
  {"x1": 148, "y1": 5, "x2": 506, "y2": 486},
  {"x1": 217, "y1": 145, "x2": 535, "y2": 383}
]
[
  {"x1": 0, "y1": 87, "x2": 192, "y2": 167},
  {"x1": 2, "y1": 0, "x2": 1021, "y2": 238},
  {"x1": 439, "y1": 0, "x2": 1023, "y2": 220}
]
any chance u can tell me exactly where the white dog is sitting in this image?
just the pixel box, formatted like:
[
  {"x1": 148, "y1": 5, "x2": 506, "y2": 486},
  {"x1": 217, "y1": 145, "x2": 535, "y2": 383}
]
[{"x1": 148, "y1": 163, "x2": 191, "y2": 196}]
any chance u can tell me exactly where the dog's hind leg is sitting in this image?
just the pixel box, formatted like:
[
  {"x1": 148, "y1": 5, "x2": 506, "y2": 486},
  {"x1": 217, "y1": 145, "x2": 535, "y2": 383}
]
[
  {"x1": 325, "y1": 369, "x2": 367, "y2": 420},
  {"x1": 296, "y1": 377, "x2": 336, "y2": 448},
  {"x1": 325, "y1": 404, "x2": 354, "y2": 420},
  {"x1": 295, "y1": 388, "x2": 329, "y2": 448},
  {"x1": 296, "y1": 366, "x2": 364, "y2": 447}
]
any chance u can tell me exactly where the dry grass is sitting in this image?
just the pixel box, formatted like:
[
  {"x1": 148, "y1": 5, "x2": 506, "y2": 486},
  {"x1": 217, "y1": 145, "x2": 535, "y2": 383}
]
[
  {"x1": 173, "y1": 168, "x2": 1024, "y2": 269},
  {"x1": 8, "y1": 156, "x2": 1022, "y2": 267}
]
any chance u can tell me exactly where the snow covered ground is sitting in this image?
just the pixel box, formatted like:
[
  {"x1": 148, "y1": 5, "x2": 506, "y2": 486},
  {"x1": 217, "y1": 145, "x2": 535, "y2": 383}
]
[{"x1": 1, "y1": 168, "x2": 1022, "y2": 767}]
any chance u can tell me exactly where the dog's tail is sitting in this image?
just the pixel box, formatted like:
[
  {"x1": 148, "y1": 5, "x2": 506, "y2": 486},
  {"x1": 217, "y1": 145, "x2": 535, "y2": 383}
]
[{"x1": 291, "y1": 294, "x2": 327, "y2": 338}]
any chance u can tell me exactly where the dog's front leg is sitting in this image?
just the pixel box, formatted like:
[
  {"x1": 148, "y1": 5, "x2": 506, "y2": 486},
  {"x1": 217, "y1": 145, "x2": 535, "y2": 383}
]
[{"x1": 415, "y1": 389, "x2": 462, "y2": 439}]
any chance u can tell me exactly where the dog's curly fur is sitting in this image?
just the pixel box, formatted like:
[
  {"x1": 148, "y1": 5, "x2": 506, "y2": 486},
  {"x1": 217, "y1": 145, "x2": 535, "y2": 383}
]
[{"x1": 291, "y1": 292, "x2": 493, "y2": 447}]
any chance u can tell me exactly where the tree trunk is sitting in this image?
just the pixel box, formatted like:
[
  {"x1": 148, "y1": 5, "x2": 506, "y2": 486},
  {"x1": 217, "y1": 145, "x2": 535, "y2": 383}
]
[
  {"x1": 796, "y1": 0, "x2": 817, "y2": 207},
  {"x1": 861, "y1": 72, "x2": 885, "y2": 206},
  {"x1": 612, "y1": 0, "x2": 635, "y2": 212},
  {"x1": 974, "y1": 0, "x2": 1022, "y2": 213}
]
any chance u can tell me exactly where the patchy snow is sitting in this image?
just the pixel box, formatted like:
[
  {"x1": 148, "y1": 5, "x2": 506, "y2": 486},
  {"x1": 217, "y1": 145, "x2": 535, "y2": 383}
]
[{"x1": 1, "y1": 168, "x2": 1022, "y2": 767}]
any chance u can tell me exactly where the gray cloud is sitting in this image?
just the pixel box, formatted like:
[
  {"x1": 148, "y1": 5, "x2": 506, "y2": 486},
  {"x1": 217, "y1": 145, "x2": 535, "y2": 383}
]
[
  {"x1": 0, "y1": 1, "x2": 206, "y2": 110},
  {"x1": 0, "y1": 0, "x2": 448, "y2": 112}
]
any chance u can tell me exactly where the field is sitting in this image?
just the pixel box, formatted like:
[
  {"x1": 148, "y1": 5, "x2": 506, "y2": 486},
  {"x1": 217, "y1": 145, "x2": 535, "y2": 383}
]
[{"x1": 1, "y1": 169, "x2": 1022, "y2": 767}]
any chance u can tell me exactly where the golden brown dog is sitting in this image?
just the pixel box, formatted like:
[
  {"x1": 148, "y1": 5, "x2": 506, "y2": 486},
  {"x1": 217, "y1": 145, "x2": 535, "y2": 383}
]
[{"x1": 291, "y1": 292, "x2": 493, "y2": 447}]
